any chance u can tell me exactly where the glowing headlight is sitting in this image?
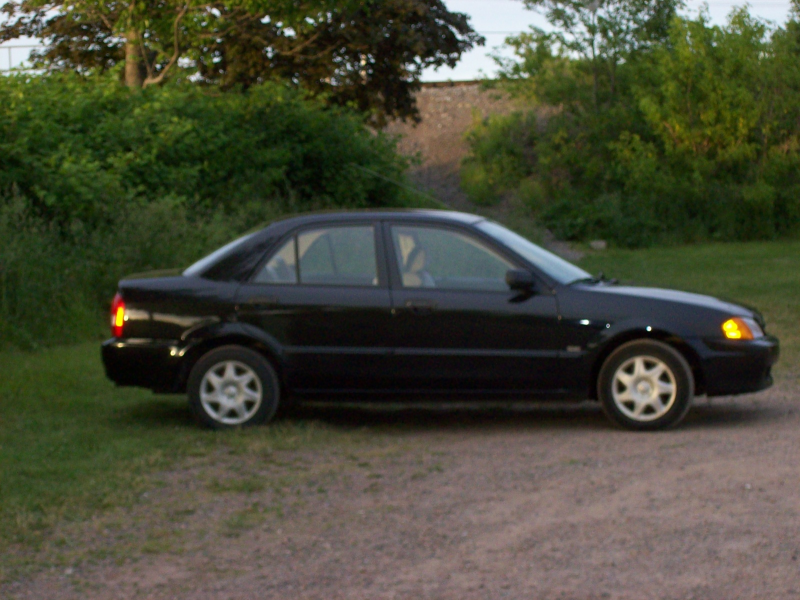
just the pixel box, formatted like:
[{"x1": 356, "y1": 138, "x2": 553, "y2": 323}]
[{"x1": 722, "y1": 317, "x2": 764, "y2": 340}]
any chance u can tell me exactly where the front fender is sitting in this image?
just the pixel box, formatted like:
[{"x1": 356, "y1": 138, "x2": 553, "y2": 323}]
[{"x1": 557, "y1": 317, "x2": 698, "y2": 399}]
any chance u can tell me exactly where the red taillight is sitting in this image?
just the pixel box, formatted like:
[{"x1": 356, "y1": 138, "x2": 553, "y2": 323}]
[{"x1": 111, "y1": 293, "x2": 126, "y2": 338}]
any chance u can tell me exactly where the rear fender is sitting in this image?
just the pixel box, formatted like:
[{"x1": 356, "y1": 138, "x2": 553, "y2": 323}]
[{"x1": 176, "y1": 322, "x2": 286, "y2": 392}]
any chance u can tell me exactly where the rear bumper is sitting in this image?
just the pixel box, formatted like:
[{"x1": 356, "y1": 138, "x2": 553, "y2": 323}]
[
  {"x1": 101, "y1": 338, "x2": 187, "y2": 393},
  {"x1": 689, "y1": 335, "x2": 780, "y2": 397}
]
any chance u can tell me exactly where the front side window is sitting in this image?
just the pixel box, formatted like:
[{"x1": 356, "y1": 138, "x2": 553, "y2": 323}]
[
  {"x1": 253, "y1": 225, "x2": 378, "y2": 286},
  {"x1": 476, "y1": 220, "x2": 590, "y2": 284},
  {"x1": 391, "y1": 225, "x2": 514, "y2": 291}
]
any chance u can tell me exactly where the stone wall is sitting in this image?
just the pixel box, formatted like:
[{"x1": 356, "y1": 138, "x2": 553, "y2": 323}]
[{"x1": 384, "y1": 81, "x2": 514, "y2": 209}]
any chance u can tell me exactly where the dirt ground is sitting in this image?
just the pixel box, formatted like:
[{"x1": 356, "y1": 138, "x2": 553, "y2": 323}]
[{"x1": 4, "y1": 371, "x2": 800, "y2": 600}]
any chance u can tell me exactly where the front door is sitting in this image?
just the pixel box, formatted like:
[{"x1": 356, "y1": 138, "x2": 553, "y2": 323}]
[
  {"x1": 384, "y1": 222, "x2": 564, "y2": 394},
  {"x1": 236, "y1": 222, "x2": 393, "y2": 392}
]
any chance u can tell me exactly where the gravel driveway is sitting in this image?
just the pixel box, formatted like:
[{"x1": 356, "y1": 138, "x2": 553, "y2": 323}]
[{"x1": 4, "y1": 374, "x2": 799, "y2": 600}]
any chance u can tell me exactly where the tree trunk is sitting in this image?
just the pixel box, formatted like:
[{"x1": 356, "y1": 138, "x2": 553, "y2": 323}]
[{"x1": 124, "y1": 30, "x2": 144, "y2": 88}]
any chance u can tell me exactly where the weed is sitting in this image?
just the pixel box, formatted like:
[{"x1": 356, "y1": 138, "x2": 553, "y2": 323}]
[{"x1": 222, "y1": 503, "x2": 272, "y2": 538}]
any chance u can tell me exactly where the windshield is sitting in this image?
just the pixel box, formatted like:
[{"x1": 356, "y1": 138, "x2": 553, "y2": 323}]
[
  {"x1": 183, "y1": 231, "x2": 260, "y2": 277},
  {"x1": 476, "y1": 221, "x2": 591, "y2": 285}
]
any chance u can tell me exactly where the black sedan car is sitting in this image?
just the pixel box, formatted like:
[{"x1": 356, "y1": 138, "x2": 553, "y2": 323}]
[{"x1": 102, "y1": 210, "x2": 779, "y2": 430}]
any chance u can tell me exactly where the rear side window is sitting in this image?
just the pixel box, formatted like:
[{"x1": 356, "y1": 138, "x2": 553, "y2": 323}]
[
  {"x1": 255, "y1": 238, "x2": 297, "y2": 284},
  {"x1": 183, "y1": 231, "x2": 260, "y2": 278},
  {"x1": 253, "y1": 225, "x2": 378, "y2": 287}
]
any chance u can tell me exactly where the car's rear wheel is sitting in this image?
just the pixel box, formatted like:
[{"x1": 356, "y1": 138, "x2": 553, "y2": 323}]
[
  {"x1": 598, "y1": 339, "x2": 694, "y2": 431},
  {"x1": 188, "y1": 346, "x2": 280, "y2": 429}
]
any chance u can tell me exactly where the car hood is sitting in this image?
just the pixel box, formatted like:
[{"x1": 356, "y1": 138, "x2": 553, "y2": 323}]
[{"x1": 584, "y1": 284, "x2": 756, "y2": 317}]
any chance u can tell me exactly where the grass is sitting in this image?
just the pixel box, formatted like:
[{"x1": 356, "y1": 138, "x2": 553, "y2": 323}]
[
  {"x1": 578, "y1": 239, "x2": 800, "y2": 370},
  {"x1": 0, "y1": 239, "x2": 798, "y2": 581},
  {"x1": 0, "y1": 343, "x2": 367, "y2": 578}
]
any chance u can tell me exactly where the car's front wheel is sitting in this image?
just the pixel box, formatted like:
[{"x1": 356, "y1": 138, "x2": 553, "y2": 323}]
[
  {"x1": 188, "y1": 346, "x2": 280, "y2": 429},
  {"x1": 598, "y1": 339, "x2": 694, "y2": 430}
]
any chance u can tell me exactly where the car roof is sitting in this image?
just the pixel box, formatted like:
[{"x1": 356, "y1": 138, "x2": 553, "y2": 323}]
[{"x1": 261, "y1": 209, "x2": 484, "y2": 235}]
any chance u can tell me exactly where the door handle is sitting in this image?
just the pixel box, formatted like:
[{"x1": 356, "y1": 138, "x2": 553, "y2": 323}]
[
  {"x1": 405, "y1": 299, "x2": 437, "y2": 315},
  {"x1": 242, "y1": 296, "x2": 279, "y2": 308}
]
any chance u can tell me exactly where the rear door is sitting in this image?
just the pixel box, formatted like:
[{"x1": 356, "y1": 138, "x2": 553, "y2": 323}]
[
  {"x1": 383, "y1": 221, "x2": 564, "y2": 393},
  {"x1": 235, "y1": 221, "x2": 394, "y2": 392}
]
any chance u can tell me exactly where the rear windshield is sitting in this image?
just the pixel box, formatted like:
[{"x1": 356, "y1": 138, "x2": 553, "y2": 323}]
[{"x1": 183, "y1": 231, "x2": 260, "y2": 278}]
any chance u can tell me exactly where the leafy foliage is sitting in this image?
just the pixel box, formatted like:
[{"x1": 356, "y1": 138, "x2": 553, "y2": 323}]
[
  {"x1": 461, "y1": 111, "x2": 537, "y2": 206},
  {"x1": 0, "y1": 74, "x2": 408, "y2": 228},
  {"x1": 0, "y1": 197, "x2": 275, "y2": 349},
  {"x1": 191, "y1": 0, "x2": 483, "y2": 124},
  {"x1": 0, "y1": 73, "x2": 418, "y2": 348},
  {"x1": 511, "y1": 0, "x2": 680, "y2": 108},
  {"x1": 464, "y1": 4, "x2": 800, "y2": 246},
  {"x1": 0, "y1": 0, "x2": 482, "y2": 122}
]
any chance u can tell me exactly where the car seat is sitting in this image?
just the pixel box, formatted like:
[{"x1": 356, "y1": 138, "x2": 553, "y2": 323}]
[{"x1": 402, "y1": 247, "x2": 435, "y2": 288}]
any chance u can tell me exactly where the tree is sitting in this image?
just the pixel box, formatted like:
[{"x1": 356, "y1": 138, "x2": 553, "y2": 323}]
[
  {"x1": 0, "y1": 0, "x2": 247, "y2": 88},
  {"x1": 464, "y1": 3, "x2": 800, "y2": 245},
  {"x1": 497, "y1": 0, "x2": 681, "y2": 109},
  {"x1": 190, "y1": 0, "x2": 481, "y2": 123},
  {"x1": 0, "y1": 0, "x2": 482, "y2": 121},
  {"x1": 635, "y1": 9, "x2": 769, "y2": 163}
]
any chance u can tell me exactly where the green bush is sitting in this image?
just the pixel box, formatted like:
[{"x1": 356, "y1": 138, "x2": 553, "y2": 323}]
[
  {"x1": 0, "y1": 74, "x2": 409, "y2": 229},
  {"x1": 460, "y1": 112, "x2": 536, "y2": 206},
  {"x1": 0, "y1": 74, "x2": 418, "y2": 348},
  {"x1": 463, "y1": 8, "x2": 800, "y2": 247},
  {"x1": 0, "y1": 198, "x2": 285, "y2": 349}
]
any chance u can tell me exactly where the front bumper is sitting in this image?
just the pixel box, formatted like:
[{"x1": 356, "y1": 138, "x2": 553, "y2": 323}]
[
  {"x1": 689, "y1": 335, "x2": 780, "y2": 397},
  {"x1": 101, "y1": 338, "x2": 188, "y2": 393}
]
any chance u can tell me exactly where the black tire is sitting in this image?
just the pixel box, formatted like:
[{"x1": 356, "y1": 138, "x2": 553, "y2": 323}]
[
  {"x1": 187, "y1": 345, "x2": 280, "y2": 429},
  {"x1": 598, "y1": 339, "x2": 694, "y2": 431}
]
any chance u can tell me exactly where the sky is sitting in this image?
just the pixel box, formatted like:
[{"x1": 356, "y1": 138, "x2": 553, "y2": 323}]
[{"x1": 0, "y1": 0, "x2": 795, "y2": 76}]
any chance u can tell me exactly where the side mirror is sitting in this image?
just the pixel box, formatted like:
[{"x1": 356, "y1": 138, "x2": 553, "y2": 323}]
[{"x1": 506, "y1": 269, "x2": 537, "y2": 292}]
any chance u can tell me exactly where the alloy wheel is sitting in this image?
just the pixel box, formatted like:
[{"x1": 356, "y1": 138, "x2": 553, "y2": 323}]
[
  {"x1": 199, "y1": 360, "x2": 263, "y2": 425},
  {"x1": 611, "y1": 355, "x2": 677, "y2": 422}
]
